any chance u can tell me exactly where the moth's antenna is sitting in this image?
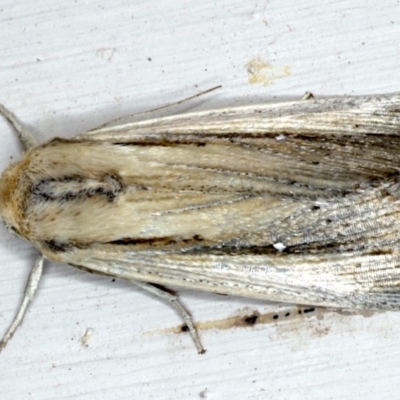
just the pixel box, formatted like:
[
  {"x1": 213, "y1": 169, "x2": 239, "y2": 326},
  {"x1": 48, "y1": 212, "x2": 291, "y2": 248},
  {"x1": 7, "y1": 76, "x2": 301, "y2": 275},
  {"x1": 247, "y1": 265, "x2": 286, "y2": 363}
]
[
  {"x1": 0, "y1": 255, "x2": 44, "y2": 353},
  {"x1": 0, "y1": 104, "x2": 38, "y2": 150}
]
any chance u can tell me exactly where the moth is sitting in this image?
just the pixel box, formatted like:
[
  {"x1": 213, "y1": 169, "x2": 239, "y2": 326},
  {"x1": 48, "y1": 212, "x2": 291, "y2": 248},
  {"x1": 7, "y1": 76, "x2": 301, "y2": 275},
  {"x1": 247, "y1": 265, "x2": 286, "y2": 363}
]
[{"x1": 1, "y1": 92, "x2": 400, "y2": 354}]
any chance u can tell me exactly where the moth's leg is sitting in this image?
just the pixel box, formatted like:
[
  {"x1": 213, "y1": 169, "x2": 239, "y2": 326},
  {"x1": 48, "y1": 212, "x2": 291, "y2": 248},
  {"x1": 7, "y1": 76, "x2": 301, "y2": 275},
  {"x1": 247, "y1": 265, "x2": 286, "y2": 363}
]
[
  {"x1": 302, "y1": 92, "x2": 314, "y2": 101},
  {"x1": 132, "y1": 281, "x2": 206, "y2": 354},
  {"x1": 92, "y1": 86, "x2": 221, "y2": 130},
  {"x1": 0, "y1": 104, "x2": 38, "y2": 150},
  {"x1": 0, "y1": 255, "x2": 45, "y2": 352}
]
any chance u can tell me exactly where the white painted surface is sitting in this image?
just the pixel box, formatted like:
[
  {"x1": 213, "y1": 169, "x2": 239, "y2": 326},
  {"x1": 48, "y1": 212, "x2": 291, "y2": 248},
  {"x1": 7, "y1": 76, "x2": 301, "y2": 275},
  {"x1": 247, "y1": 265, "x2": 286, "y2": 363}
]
[{"x1": 1, "y1": 1, "x2": 400, "y2": 399}]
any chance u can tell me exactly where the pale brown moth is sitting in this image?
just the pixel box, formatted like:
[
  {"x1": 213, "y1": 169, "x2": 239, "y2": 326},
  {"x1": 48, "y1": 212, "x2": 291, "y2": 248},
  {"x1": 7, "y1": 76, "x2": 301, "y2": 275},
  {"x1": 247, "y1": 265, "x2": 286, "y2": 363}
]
[{"x1": 1, "y1": 92, "x2": 400, "y2": 354}]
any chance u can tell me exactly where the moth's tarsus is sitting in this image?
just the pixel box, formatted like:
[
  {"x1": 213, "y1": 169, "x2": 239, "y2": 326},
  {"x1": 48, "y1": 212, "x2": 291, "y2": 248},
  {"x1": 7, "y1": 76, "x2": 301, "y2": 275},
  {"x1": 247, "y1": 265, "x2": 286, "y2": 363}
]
[{"x1": 132, "y1": 281, "x2": 205, "y2": 354}]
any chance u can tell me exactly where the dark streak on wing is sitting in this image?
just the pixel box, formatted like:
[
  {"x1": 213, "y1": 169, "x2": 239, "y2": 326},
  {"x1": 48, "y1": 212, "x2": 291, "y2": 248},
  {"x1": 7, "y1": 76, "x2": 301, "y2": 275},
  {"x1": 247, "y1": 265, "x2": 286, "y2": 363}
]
[
  {"x1": 44, "y1": 240, "x2": 71, "y2": 252},
  {"x1": 31, "y1": 173, "x2": 124, "y2": 203},
  {"x1": 109, "y1": 234, "x2": 205, "y2": 246},
  {"x1": 109, "y1": 132, "x2": 400, "y2": 146},
  {"x1": 99, "y1": 235, "x2": 390, "y2": 256},
  {"x1": 46, "y1": 235, "x2": 397, "y2": 256}
]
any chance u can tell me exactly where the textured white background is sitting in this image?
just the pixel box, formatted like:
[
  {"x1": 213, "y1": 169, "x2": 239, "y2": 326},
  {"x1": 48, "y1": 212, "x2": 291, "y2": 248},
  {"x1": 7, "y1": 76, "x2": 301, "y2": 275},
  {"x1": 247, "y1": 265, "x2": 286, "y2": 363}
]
[{"x1": 1, "y1": 1, "x2": 400, "y2": 399}]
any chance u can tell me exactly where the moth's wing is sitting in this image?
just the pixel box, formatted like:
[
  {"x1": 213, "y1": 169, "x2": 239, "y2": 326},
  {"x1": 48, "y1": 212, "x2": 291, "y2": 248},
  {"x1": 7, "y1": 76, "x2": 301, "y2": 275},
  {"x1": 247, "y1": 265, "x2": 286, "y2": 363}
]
[
  {"x1": 80, "y1": 92, "x2": 400, "y2": 139},
  {"x1": 58, "y1": 243, "x2": 400, "y2": 311},
  {"x1": 41, "y1": 161, "x2": 400, "y2": 311},
  {"x1": 17, "y1": 93, "x2": 400, "y2": 310},
  {"x1": 74, "y1": 93, "x2": 400, "y2": 194}
]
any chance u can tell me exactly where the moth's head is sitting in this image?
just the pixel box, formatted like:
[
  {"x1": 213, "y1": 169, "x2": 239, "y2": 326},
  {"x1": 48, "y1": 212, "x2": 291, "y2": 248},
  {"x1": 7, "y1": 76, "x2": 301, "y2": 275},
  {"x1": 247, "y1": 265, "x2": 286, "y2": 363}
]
[{"x1": 0, "y1": 160, "x2": 28, "y2": 238}]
